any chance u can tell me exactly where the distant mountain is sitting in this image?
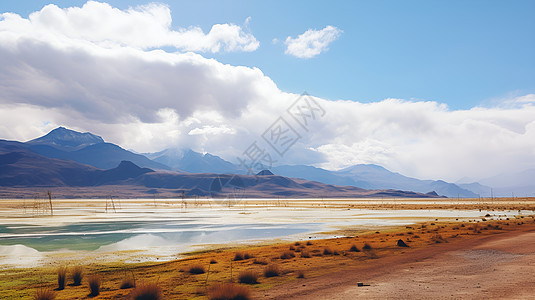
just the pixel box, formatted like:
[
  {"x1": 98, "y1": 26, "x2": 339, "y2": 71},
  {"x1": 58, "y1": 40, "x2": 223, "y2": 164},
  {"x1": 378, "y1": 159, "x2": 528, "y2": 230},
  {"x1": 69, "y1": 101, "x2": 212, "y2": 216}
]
[
  {"x1": 336, "y1": 164, "x2": 477, "y2": 198},
  {"x1": 26, "y1": 127, "x2": 169, "y2": 170},
  {"x1": 27, "y1": 127, "x2": 104, "y2": 151},
  {"x1": 0, "y1": 140, "x2": 154, "y2": 187},
  {"x1": 145, "y1": 148, "x2": 241, "y2": 174},
  {"x1": 475, "y1": 169, "x2": 535, "y2": 197},
  {"x1": 273, "y1": 164, "x2": 476, "y2": 198},
  {"x1": 131, "y1": 172, "x2": 441, "y2": 198},
  {"x1": 0, "y1": 140, "x2": 441, "y2": 198},
  {"x1": 272, "y1": 165, "x2": 368, "y2": 188}
]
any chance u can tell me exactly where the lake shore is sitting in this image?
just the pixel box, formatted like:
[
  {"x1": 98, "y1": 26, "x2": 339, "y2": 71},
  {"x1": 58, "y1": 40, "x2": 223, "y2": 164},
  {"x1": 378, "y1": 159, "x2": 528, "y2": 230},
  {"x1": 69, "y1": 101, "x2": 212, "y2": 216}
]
[{"x1": 2, "y1": 209, "x2": 534, "y2": 299}]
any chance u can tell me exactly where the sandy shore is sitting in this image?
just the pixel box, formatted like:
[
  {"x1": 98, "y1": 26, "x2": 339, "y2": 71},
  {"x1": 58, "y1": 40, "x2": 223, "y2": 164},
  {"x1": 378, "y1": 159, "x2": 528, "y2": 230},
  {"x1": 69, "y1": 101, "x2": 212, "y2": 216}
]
[{"x1": 259, "y1": 226, "x2": 535, "y2": 299}]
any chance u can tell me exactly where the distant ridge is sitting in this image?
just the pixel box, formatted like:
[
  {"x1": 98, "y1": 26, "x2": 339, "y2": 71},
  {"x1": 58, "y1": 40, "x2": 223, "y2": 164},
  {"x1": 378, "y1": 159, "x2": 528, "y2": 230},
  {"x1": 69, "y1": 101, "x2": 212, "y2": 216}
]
[
  {"x1": 26, "y1": 127, "x2": 169, "y2": 170},
  {"x1": 27, "y1": 127, "x2": 104, "y2": 151}
]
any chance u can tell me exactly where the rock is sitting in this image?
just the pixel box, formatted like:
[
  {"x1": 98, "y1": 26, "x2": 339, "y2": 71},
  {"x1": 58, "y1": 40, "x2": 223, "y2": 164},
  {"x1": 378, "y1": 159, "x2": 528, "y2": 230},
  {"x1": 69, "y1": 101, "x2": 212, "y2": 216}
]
[{"x1": 397, "y1": 239, "x2": 409, "y2": 247}]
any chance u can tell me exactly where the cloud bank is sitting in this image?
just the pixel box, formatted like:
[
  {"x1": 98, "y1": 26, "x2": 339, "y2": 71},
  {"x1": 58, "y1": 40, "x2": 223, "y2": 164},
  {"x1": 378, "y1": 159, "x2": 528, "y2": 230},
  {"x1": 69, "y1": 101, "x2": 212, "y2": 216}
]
[
  {"x1": 0, "y1": 1, "x2": 259, "y2": 52},
  {"x1": 285, "y1": 25, "x2": 342, "y2": 58},
  {"x1": 0, "y1": 2, "x2": 534, "y2": 182}
]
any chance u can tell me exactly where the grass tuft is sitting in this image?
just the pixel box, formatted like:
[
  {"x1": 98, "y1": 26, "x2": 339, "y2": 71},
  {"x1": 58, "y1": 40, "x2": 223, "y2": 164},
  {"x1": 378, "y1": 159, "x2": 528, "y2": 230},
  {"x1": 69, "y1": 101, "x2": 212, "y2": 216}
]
[
  {"x1": 280, "y1": 251, "x2": 295, "y2": 259},
  {"x1": 210, "y1": 258, "x2": 218, "y2": 264},
  {"x1": 209, "y1": 283, "x2": 251, "y2": 300},
  {"x1": 300, "y1": 249, "x2": 311, "y2": 258},
  {"x1": 72, "y1": 266, "x2": 84, "y2": 286},
  {"x1": 253, "y1": 258, "x2": 268, "y2": 265},
  {"x1": 238, "y1": 270, "x2": 259, "y2": 284},
  {"x1": 57, "y1": 266, "x2": 67, "y2": 290},
  {"x1": 88, "y1": 275, "x2": 101, "y2": 297},
  {"x1": 189, "y1": 264, "x2": 206, "y2": 274},
  {"x1": 323, "y1": 247, "x2": 333, "y2": 255},
  {"x1": 131, "y1": 283, "x2": 163, "y2": 300},
  {"x1": 264, "y1": 264, "x2": 280, "y2": 277},
  {"x1": 296, "y1": 270, "x2": 305, "y2": 278},
  {"x1": 362, "y1": 243, "x2": 372, "y2": 250},
  {"x1": 34, "y1": 288, "x2": 56, "y2": 300},
  {"x1": 120, "y1": 278, "x2": 135, "y2": 289}
]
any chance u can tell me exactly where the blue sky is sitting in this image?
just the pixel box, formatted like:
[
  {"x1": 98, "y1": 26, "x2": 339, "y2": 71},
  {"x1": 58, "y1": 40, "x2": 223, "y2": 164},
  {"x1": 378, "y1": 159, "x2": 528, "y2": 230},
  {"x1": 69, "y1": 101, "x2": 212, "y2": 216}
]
[
  {"x1": 1, "y1": 1, "x2": 534, "y2": 181},
  {"x1": 2, "y1": 0, "x2": 534, "y2": 109}
]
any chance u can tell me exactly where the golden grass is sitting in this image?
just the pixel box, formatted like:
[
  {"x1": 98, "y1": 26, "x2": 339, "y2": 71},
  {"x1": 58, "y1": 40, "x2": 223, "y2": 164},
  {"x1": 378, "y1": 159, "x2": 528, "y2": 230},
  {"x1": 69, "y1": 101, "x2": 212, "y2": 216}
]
[
  {"x1": 57, "y1": 266, "x2": 67, "y2": 290},
  {"x1": 130, "y1": 282, "x2": 163, "y2": 300},
  {"x1": 238, "y1": 270, "x2": 259, "y2": 284},
  {"x1": 34, "y1": 288, "x2": 56, "y2": 300},
  {"x1": 264, "y1": 264, "x2": 280, "y2": 277},
  {"x1": 87, "y1": 275, "x2": 101, "y2": 296},
  {"x1": 71, "y1": 266, "x2": 83, "y2": 286},
  {"x1": 209, "y1": 283, "x2": 251, "y2": 300}
]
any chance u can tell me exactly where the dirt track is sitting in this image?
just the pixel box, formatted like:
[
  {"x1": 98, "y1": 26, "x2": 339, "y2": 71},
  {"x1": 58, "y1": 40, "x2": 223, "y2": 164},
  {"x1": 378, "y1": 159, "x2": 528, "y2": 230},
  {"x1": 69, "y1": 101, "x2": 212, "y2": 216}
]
[{"x1": 260, "y1": 227, "x2": 535, "y2": 299}]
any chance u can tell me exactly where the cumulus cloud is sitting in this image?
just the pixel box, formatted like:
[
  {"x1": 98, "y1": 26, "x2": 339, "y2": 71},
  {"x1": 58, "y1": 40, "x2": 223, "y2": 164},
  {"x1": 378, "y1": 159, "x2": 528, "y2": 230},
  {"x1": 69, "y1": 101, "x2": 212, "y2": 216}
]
[
  {"x1": 285, "y1": 25, "x2": 342, "y2": 58},
  {"x1": 0, "y1": 2, "x2": 534, "y2": 182},
  {"x1": 0, "y1": 1, "x2": 259, "y2": 52}
]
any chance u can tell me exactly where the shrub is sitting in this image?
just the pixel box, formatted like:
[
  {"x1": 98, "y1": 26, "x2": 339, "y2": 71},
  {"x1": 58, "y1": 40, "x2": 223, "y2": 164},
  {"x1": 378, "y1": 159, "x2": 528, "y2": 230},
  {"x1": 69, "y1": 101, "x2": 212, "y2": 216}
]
[
  {"x1": 362, "y1": 243, "x2": 372, "y2": 250},
  {"x1": 333, "y1": 250, "x2": 340, "y2": 256},
  {"x1": 210, "y1": 259, "x2": 218, "y2": 264},
  {"x1": 120, "y1": 278, "x2": 135, "y2": 289},
  {"x1": 189, "y1": 264, "x2": 205, "y2": 274},
  {"x1": 300, "y1": 249, "x2": 311, "y2": 258},
  {"x1": 209, "y1": 283, "x2": 251, "y2": 300},
  {"x1": 280, "y1": 251, "x2": 295, "y2": 259},
  {"x1": 323, "y1": 247, "x2": 333, "y2": 255},
  {"x1": 88, "y1": 275, "x2": 101, "y2": 297},
  {"x1": 349, "y1": 244, "x2": 360, "y2": 252},
  {"x1": 238, "y1": 270, "x2": 259, "y2": 284},
  {"x1": 72, "y1": 266, "x2": 84, "y2": 286},
  {"x1": 264, "y1": 264, "x2": 280, "y2": 277},
  {"x1": 234, "y1": 252, "x2": 244, "y2": 261},
  {"x1": 131, "y1": 283, "x2": 163, "y2": 300},
  {"x1": 296, "y1": 270, "x2": 305, "y2": 278},
  {"x1": 294, "y1": 242, "x2": 301, "y2": 246},
  {"x1": 289, "y1": 245, "x2": 295, "y2": 251},
  {"x1": 253, "y1": 258, "x2": 268, "y2": 265},
  {"x1": 306, "y1": 241, "x2": 313, "y2": 245},
  {"x1": 57, "y1": 266, "x2": 67, "y2": 290},
  {"x1": 34, "y1": 288, "x2": 56, "y2": 300}
]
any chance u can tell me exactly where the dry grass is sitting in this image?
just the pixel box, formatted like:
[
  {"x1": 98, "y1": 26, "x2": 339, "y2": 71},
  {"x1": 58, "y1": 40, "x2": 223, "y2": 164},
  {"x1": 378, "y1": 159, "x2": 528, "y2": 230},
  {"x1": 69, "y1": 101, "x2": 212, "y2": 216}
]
[
  {"x1": 280, "y1": 251, "x2": 295, "y2": 259},
  {"x1": 120, "y1": 277, "x2": 135, "y2": 289},
  {"x1": 88, "y1": 275, "x2": 101, "y2": 297},
  {"x1": 238, "y1": 270, "x2": 259, "y2": 284},
  {"x1": 300, "y1": 249, "x2": 311, "y2": 258},
  {"x1": 34, "y1": 288, "x2": 56, "y2": 300},
  {"x1": 362, "y1": 243, "x2": 372, "y2": 250},
  {"x1": 323, "y1": 247, "x2": 333, "y2": 255},
  {"x1": 189, "y1": 264, "x2": 206, "y2": 274},
  {"x1": 57, "y1": 266, "x2": 67, "y2": 290},
  {"x1": 253, "y1": 258, "x2": 268, "y2": 265},
  {"x1": 131, "y1": 283, "x2": 163, "y2": 300},
  {"x1": 264, "y1": 264, "x2": 280, "y2": 277},
  {"x1": 210, "y1": 258, "x2": 218, "y2": 264},
  {"x1": 289, "y1": 245, "x2": 295, "y2": 251},
  {"x1": 72, "y1": 266, "x2": 84, "y2": 286},
  {"x1": 296, "y1": 270, "x2": 305, "y2": 278},
  {"x1": 209, "y1": 283, "x2": 251, "y2": 300}
]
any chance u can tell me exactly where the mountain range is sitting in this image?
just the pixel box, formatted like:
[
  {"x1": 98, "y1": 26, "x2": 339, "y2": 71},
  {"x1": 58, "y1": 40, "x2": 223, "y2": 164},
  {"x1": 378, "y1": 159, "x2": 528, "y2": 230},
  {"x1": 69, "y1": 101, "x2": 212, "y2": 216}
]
[{"x1": 1, "y1": 126, "x2": 532, "y2": 197}]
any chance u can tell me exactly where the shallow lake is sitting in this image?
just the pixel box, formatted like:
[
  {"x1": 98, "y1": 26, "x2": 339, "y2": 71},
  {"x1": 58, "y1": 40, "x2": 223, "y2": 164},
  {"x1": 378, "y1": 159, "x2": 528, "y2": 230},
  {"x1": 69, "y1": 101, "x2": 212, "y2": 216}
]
[{"x1": 0, "y1": 199, "x2": 530, "y2": 268}]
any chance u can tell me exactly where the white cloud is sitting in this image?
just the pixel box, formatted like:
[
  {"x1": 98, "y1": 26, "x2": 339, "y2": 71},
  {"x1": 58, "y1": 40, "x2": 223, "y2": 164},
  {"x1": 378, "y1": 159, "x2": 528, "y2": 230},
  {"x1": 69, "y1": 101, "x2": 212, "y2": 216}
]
[
  {"x1": 0, "y1": 2, "x2": 534, "y2": 182},
  {"x1": 0, "y1": 1, "x2": 259, "y2": 53},
  {"x1": 284, "y1": 25, "x2": 342, "y2": 58}
]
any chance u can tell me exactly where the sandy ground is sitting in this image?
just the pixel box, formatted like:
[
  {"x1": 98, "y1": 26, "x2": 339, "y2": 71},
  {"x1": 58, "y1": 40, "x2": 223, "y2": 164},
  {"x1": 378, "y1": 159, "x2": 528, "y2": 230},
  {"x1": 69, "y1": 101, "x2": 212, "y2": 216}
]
[{"x1": 260, "y1": 227, "x2": 535, "y2": 299}]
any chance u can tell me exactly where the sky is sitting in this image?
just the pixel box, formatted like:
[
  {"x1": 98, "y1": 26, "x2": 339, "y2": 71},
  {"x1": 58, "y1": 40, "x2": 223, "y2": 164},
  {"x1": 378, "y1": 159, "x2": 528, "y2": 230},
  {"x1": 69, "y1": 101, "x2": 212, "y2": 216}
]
[{"x1": 0, "y1": 0, "x2": 534, "y2": 182}]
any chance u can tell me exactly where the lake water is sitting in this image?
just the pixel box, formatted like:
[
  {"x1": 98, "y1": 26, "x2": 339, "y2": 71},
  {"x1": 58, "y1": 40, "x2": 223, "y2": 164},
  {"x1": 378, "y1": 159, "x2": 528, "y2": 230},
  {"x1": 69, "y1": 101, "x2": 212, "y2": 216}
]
[{"x1": 0, "y1": 199, "x2": 530, "y2": 268}]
